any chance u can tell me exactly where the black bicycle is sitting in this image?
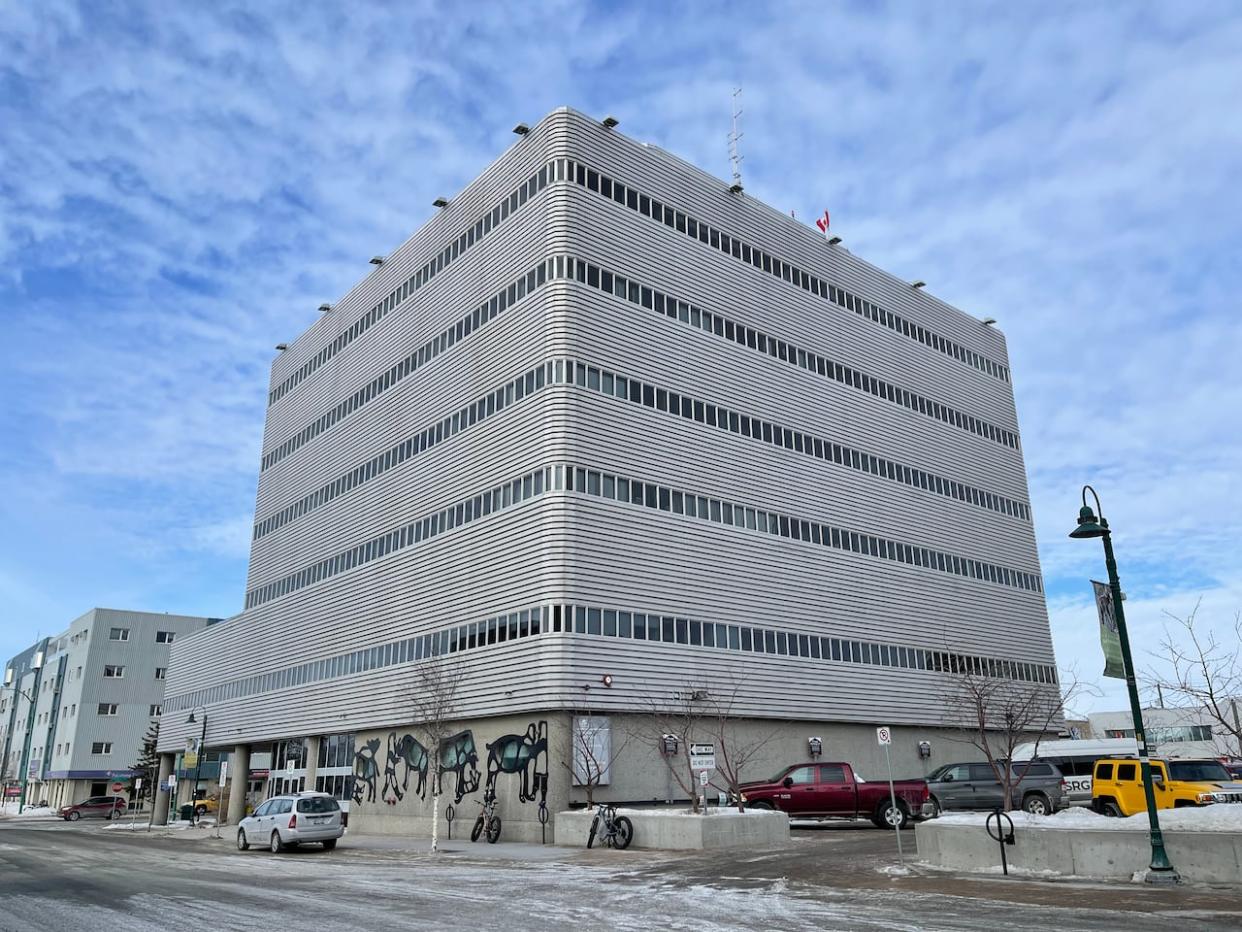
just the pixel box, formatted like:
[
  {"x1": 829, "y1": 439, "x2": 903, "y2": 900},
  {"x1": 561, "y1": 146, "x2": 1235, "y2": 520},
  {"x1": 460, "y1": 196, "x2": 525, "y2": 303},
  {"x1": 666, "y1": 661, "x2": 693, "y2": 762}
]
[
  {"x1": 471, "y1": 788, "x2": 501, "y2": 844},
  {"x1": 587, "y1": 805, "x2": 632, "y2": 850}
]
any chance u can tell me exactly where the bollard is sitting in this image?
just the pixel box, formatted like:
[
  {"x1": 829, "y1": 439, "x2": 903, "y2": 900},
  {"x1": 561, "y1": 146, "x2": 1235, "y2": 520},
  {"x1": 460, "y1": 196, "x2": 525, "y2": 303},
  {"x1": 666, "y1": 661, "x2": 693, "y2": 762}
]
[
  {"x1": 538, "y1": 801, "x2": 549, "y2": 844},
  {"x1": 985, "y1": 808, "x2": 1016, "y2": 876}
]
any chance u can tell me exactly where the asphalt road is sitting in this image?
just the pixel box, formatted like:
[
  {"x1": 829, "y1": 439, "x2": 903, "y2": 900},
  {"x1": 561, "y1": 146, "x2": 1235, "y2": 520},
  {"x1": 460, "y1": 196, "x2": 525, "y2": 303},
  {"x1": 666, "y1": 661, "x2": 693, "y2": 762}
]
[{"x1": 2, "y1": 819, "x2": 1241, "y2": 931}]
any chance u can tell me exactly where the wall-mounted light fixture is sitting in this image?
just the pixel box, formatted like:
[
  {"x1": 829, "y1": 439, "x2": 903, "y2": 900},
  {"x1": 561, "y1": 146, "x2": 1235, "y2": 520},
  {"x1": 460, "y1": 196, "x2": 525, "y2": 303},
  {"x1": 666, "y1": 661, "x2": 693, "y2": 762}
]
[
  {"x1": 600, "y1": 674, "x2": 613, "y2": 688},
  {"x1": 982, "y1": 317, "x2": 997, "y2": 326},
  {"x1": 918, "y1": 740, "x2": 932, "y2": 760},
  {"x1": 275, "y1": 343, "x2": 288, "y2": 352},
  {"x1": 911, "y1": 280, "x2": 927, "y2": 289},
  {"x1": 602, "y1": 115, "x2": 619, "y2": 129},
  {"x1": 369, "y1": 256, "x2": 384, "y2": 267},
  {"x1": 317, "y1": 303, "x2": 332, "y2": 313},
  {"x1": 729, "y1": 183, "x2": 744, "y2": 194},
  {"x1": 827, "y1": 236, "x2": 842, "y2": 246},
  {"x1": 432, "y1": 197, "x2": 449, "y2": 208},
  {"x1": 512, "y1": 123, "x2": 530, "y2": 136},
  {"x1": 660, "y1": 734, "x2": 679, "y2": 756},
  {"x1": 808, "y1": 737, "x2": 823, "y2": 758}
]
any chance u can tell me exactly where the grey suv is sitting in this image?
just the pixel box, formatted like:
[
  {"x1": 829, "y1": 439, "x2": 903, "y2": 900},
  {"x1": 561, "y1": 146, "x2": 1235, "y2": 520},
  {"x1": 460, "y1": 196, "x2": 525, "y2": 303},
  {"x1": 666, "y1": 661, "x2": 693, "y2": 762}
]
[
  {"x1": 927, "y1": 761, "x2": 1066, "y2": 815},
  {"x1": 237, "y1": 791, "x2": 344, "y2": 853}
]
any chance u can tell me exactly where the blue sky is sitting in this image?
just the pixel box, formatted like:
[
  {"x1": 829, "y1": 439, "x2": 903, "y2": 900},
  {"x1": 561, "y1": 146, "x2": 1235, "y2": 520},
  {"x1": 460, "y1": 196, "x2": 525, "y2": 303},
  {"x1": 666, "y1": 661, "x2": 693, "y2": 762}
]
[{"x1": 1, "y1": 1, "x2": 1239, "y2": 714}]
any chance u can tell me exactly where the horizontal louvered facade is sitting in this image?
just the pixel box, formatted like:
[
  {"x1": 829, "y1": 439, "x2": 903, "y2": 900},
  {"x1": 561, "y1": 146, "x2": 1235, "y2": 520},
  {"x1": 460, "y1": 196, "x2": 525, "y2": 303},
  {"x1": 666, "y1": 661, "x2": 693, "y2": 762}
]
[{"x1": 158, "y1": 108, "x2": 1057, "y2": 787}]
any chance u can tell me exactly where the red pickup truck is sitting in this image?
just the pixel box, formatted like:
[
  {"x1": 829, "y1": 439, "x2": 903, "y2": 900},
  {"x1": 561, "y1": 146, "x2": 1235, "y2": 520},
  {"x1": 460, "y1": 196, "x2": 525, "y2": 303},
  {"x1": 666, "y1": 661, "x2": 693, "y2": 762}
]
[{"x1": 737, "y1": 761, "x2": 934, "y2": 829}]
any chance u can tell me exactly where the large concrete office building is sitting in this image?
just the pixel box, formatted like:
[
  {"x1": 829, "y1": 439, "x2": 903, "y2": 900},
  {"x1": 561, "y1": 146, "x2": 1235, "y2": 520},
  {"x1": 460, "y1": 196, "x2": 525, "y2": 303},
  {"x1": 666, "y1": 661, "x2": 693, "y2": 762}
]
[
  {"x1": 158, "y1": 108, "x2": 1058, "y2": 838},
  {"x1": 1, "y1": 608, "x2": 215, "y2": 809}
]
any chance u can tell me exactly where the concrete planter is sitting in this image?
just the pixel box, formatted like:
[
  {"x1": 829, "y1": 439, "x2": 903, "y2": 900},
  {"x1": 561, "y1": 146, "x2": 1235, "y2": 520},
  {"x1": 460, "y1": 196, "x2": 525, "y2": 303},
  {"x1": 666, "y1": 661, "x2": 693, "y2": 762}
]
[
  {"x1": 916, "y1": 820, "x2": 1242, "y2": 884},
  {"x1": 554, "y1": 807, "x2": 790, "y2": 850}
]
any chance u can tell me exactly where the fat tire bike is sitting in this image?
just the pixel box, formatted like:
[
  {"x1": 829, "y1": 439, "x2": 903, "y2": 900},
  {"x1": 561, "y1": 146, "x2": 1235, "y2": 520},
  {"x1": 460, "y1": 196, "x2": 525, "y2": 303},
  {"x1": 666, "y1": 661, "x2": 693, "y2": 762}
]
[
  {"x1": 586, "y1": 804, "x2": 633, "y2": 850},
  {"x1": 471, "y1": 789, "x2": 501, "y2": 844}
]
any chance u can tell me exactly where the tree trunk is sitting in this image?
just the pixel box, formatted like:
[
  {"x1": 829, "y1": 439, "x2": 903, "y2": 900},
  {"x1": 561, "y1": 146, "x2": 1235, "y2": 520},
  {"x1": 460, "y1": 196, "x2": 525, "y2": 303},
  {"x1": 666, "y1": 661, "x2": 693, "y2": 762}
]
[{"x1": 430, "y1": 787, "x2": 440, "y2": 853}]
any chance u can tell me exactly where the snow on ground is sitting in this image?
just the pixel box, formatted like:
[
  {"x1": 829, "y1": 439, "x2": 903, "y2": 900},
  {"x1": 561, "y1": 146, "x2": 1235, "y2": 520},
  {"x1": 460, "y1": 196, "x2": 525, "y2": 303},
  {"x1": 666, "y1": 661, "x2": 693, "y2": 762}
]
[
  {"x1": 934, "y1": 805, "x2": 1242, "y2": 832},
  {"x1": 0, "y1": 805, "x2": 59, "y2": 820}
]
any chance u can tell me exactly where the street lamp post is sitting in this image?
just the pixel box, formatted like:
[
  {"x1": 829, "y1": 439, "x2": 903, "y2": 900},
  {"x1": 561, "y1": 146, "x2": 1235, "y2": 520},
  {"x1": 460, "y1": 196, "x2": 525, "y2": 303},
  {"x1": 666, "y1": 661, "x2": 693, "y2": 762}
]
[
  {"x1": 186, "y1": 708, "x2": 207, "y2": 824},
  {"x1": 1069, "y1": 485, "x2": 1179, "y2": 885}
]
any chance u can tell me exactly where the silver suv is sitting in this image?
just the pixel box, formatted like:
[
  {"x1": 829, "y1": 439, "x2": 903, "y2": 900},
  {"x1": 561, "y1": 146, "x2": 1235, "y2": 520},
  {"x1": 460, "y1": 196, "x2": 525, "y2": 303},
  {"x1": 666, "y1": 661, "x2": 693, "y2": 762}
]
[
  {"x1": 237, "y1": 791, "x2": 344, "y2": 853},
  {"x1": 926, "y1": 761, "x2": 1067, "y2": 815}
]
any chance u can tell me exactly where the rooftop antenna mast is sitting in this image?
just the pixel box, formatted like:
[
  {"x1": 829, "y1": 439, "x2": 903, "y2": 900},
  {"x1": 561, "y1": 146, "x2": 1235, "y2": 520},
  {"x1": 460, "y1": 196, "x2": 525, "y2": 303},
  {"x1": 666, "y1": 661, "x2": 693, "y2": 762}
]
[{"x1": 728, "y1": 87, "x2": 744, "y2": 192}]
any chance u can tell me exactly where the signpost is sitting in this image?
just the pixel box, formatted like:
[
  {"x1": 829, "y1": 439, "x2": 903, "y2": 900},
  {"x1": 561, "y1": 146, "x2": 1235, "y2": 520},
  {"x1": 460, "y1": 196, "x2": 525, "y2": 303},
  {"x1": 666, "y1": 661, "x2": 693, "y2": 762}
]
[
  {"x1": 689, "y1": 744, "x2": 715, "y2": 809},
  {"x1": 216, "y1": 762, "x2": 228, "y2": 837},
  {"x1": 877, "y1": 726, "x2": 903, "y2": 859}
]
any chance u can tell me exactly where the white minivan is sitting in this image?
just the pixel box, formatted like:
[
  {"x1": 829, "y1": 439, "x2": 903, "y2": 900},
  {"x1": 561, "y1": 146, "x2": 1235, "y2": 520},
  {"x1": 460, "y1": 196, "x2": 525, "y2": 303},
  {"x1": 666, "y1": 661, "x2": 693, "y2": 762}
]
[
  {"x1": 237, "y1": 791, "x2": 344, "y2": 853},
  {"x1": 1011, "y1": 738, "x2": 1139, "y2": 807}
]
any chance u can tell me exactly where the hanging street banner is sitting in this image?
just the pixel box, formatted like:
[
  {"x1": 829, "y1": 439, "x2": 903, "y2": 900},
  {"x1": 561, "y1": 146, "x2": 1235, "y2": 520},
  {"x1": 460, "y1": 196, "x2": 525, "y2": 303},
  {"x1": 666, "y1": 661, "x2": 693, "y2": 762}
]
[{"x1": 1092, "y1": 580, "x2": 1125, "y2": 680}]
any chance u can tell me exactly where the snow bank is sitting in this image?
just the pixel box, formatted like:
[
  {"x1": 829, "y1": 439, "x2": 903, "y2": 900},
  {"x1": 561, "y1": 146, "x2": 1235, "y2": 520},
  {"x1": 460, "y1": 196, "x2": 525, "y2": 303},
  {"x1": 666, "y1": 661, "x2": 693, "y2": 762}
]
[
  {"x1": 935, "y1": 804, "x2": 1242, "y2": 832},
  {"x1": 0, "y1": 805, "x2": 59, "y2": 820}
]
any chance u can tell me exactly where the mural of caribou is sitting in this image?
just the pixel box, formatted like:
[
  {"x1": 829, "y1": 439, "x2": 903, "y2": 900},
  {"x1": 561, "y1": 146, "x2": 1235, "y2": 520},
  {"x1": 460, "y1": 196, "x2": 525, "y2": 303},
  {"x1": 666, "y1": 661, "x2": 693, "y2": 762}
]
[
  {"x1": 437, "y1": 730, "x2": 480, "y2": 803},
  {"x1": 485, "y1": 721, "x2": 548, "y2": 804},
  {"x1": 382, "y1": 732, "x2": 430, "y2": 804},
  {"x1": 352, "y1": 737, "x2": 381, "y2": 804}
]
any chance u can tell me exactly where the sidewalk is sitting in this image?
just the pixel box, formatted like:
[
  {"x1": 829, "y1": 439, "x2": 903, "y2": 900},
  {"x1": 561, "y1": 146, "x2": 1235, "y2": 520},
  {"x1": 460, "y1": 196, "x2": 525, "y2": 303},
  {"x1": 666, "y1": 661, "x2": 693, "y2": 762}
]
[{"x1": 102, "y1": 818, "x2": 613, "y2": 862}]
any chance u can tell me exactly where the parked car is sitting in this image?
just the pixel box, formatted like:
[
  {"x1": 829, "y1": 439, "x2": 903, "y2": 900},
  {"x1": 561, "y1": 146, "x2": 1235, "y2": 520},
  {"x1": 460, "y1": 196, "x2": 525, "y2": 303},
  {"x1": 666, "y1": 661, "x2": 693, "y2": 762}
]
[
  {"x1": 736, "y1": 761, "x2": 934, "y2": 829},
  {"x1": 59, "y1": 796, "x2": 127, "y2": 821},
  {"x1": 236, "y1": 791, "x2": 344, "y2": 853},
  {"x1": 1011, "y1": 738, "x2": 1141, "y2": 807},
  {"x1": 191, "y1": 794, "x2": 217, "y2": 817},
  {"x1": 1225, "y1": 762, "x2": 1242, "y2": 781},
  {"x1": 926, "y1": 761, "x2": 1067, "y2": 816},
  {"x1": 1093, "y1": 757, "x2": 1242, "y2": 816}
]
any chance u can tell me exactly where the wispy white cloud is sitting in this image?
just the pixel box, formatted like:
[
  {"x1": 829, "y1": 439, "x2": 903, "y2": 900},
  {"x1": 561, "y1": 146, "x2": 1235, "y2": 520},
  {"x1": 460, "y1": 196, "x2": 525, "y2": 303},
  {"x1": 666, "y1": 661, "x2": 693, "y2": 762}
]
[{"x1": 0, "y1": 1, "x2": 1238, "y2": 711}]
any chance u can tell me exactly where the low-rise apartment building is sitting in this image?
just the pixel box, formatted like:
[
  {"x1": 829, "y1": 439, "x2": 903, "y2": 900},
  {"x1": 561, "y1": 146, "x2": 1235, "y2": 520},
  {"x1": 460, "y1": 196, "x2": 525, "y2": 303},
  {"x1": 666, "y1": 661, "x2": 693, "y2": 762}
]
[{"x1": 1, "y1": 608, "x2": 216, "y2": 809}]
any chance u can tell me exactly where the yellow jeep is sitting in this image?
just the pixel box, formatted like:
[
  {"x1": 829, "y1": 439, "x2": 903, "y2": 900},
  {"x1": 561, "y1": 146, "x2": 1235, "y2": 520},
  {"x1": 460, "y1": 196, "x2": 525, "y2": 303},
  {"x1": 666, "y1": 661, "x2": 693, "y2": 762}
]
[{"x1": 1092, "y1": 757, "x2": 1242, "y2": 816}]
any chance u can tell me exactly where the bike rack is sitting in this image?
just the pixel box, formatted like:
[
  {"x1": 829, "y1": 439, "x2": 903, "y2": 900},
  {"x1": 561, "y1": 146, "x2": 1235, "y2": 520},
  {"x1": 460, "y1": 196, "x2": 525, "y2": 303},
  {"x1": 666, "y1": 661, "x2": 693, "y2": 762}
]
[
  {"x1": 985, "y1": 808, "x2": 1016, "y2": 876},
  {"x1": 445, "y1": 804, "x2": 455, "y2": 840},
  {"x1": 538, "y1": 801, "x2": 549, "y2": 844}
]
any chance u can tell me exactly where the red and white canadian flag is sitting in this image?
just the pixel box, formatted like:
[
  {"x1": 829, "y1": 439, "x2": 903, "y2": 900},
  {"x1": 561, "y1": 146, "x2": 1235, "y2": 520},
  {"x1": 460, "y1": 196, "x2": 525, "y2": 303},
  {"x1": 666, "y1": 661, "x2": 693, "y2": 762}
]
[{"x1": 814, "y1": 209, "x2": 831, "y2": 234}]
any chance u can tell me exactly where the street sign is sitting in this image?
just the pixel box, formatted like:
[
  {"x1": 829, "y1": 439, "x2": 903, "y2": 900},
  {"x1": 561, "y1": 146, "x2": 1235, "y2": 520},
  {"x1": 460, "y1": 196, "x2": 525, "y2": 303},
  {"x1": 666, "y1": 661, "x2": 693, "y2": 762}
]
[
  {"x1": 110, "y1": 781, "x2": 125, "y2": 795},
  {"x1": 689, "y1": 743, "x2": 715, "y2": 770},
  {"x1": 219, "y1": 761, "x2": 228, "y2": 784},
  {"x1": 699, "y1": 770, "x2": 710, "y2": 787},
  {"x1": 876, "y1": 726, "x2": 892, "y2": 746}
]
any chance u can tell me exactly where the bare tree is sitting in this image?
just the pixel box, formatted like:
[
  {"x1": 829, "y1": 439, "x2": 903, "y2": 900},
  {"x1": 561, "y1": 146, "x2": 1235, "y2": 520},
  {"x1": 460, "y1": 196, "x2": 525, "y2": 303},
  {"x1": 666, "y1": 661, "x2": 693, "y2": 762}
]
[
  {"x1": 642, "y1": 683, "x2": 712, "y2": 813},
  {"x1": 700, "y1": 677, "x2": 781, "y2": 812},
  {"x1": 1145, "y1": 602, "x2": 1242, "y2": 757},
  {"x1": 409, "y1": 660, "x2": 464, "y2": 853},
  {"x1": 559, "y1": 713, "x2": 633, "y2": 809},
  {"x1": 942, "y1": 662, "x2": 1090, "y2": 810}
]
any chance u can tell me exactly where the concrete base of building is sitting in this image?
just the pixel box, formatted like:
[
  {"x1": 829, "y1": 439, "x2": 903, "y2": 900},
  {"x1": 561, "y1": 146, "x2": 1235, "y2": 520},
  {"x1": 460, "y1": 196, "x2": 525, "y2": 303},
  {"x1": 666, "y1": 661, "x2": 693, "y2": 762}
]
[
  {"x1": 915, "y1": 820, "x2": 1242, "y2": 884},
  {"x1": 554, "y1": 807, "x2": 790, "y2": 850}
]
